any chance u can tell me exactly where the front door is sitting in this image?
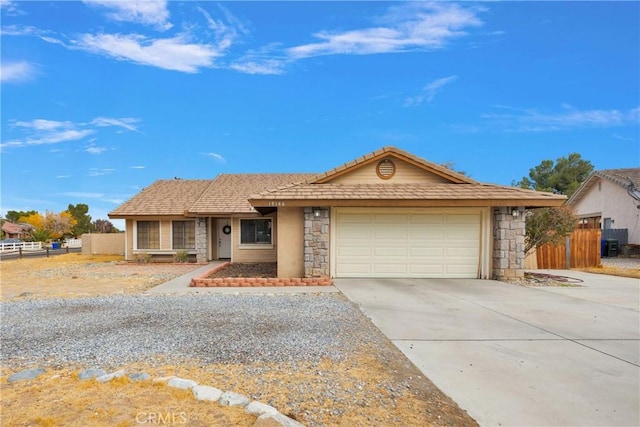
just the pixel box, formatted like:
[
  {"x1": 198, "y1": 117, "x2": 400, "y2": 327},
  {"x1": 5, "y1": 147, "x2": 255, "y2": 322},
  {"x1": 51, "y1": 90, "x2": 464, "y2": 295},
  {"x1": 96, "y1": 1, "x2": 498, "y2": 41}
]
[{"x1": 217, "y1": 219, "x2": 231, "y2": 259}]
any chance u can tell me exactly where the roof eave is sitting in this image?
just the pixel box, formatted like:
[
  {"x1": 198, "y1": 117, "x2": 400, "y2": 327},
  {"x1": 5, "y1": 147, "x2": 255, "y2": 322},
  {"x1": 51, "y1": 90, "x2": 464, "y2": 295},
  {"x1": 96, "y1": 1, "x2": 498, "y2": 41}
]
[{"x1": 248, "y1": 198, "x2": 566, "y2": 208}]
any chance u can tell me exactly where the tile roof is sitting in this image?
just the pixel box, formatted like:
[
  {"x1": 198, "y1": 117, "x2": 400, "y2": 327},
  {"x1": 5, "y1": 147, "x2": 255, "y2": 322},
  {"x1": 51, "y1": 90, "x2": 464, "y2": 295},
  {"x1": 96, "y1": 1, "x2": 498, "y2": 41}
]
[
  {"x1": 109, "y1": 146, "x2": 566, "y2": 218},
  {"x1": 188, "y1": 174, "x2": 317, "y2": 214},
  {"x1": 567, "y1": 167, "x2": 640, "y2": 206},
  {"x1": 109, "y1": 179, "x2": 213, "y2": 217},
  {"x1": 249, "y1": 183, "x2": 566, "y2": 205},
  {"x1": 595, "y1": 168, "x2": 640, "y2": 188}
]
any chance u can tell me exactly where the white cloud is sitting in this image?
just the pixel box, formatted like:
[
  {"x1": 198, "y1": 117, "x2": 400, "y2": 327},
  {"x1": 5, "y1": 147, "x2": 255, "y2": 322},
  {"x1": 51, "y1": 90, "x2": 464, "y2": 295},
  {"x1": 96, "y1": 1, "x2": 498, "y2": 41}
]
[
  {"x1": 197, "y1": 4, "x2": 248, "y2": 50},
  {"x1": 91, "y1": 116, "x2": 141, "y2": 133},
  {"x1": 85, "y1": 145, "x2": 108, "y2": 154},
  {"x1": 74, "y1": 33, "x2": 220, "y2": 73},
  {"x1": 404, "y1": 75, "x2": 458, "y2": 107},
  {"x1": 3, "y1": 118, "x2": 95, "y2": 148},
  {"x1": 229, "y1": 59, "x2": 286, "y2": 75},
  {"x1": 1, "y1": 61, "x2": 36, "y2": 83},
  {"x1": 83, "y1": 0, "x2": 172, "y2": 31},
  {"x1": 204, "y1": 152, "x2": 225, "y2": 162},
  {"x1": 0, "y1": 0, "x2": 24, "y2": 16},
  {"x1": 482, "y1": 105, "x2": 640, "y2": 132},
  {"x1": 130, "y1": 165, "x2": 145, "y2": 169},
  {"x1": 56, "y1": 174, "x2": 71, "y2": 179},
  {"x1": 88, "y1": 168, "x2": 115, "y2": 177},
  {"x1": 2, "y1": 116, "x2": 142, "y2": 149},
  {"x1": 287, "y1": 2, "x2": 483, "y2": 59}
]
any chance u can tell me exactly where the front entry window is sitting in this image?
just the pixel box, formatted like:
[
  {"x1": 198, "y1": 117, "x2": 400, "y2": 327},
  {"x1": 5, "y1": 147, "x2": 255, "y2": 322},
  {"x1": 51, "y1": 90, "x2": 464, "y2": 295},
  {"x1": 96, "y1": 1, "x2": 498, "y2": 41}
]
[{"x1": 240, "y1": 219, "x2": 272, "y2": 244}]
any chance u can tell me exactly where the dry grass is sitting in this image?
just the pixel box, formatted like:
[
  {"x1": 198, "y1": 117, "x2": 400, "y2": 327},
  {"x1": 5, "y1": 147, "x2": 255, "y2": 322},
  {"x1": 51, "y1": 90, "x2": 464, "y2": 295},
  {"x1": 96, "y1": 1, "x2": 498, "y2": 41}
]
[
  {"x1": 1, "y1": 353, "x2": 476, "y2": 427},
  {"x1": 0, "y1": 254, "x2": 201, "y2": 301},
  {"x1": 0, "y1": 367, "x2": 253, "y2": 427},
  {"x1": 576, "y1": 265, "x2": 640, "y2": 279}
]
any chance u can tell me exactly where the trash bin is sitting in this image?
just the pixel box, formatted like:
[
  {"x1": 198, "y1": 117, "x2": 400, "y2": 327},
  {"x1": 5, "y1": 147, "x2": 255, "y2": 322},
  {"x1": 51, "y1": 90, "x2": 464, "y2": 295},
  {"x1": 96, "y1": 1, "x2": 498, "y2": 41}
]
[
  {"x1": 601, "y1": 239, "x2": 606, "y2": 257},
  {"x1": 52, "y1": 242, "x2": 59, "y2": 250},
  {"x1": 606, "y1": 239, "x2": 618, "y2": 257}
]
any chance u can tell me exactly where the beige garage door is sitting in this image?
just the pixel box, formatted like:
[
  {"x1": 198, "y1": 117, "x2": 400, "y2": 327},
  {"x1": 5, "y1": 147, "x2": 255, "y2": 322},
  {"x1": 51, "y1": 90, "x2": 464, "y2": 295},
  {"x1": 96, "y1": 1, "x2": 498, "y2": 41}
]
[{"x1": 335, "y1": 209, "x2": 481, "y2": 278}]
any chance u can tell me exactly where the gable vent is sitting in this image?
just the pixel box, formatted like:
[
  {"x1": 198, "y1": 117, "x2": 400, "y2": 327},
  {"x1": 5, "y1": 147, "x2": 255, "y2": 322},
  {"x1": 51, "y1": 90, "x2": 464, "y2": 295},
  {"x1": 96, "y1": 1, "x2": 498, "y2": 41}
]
[{"x1": 376, "y1": 159, "x2": 396, "y2": 180}]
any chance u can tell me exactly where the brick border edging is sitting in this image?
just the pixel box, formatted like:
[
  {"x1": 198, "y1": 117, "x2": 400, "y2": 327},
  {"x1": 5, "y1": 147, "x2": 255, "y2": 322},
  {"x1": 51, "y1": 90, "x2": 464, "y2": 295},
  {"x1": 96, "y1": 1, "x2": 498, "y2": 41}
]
[{"x1": 189, "y1": 262, "x2": 333, "y2": 287}]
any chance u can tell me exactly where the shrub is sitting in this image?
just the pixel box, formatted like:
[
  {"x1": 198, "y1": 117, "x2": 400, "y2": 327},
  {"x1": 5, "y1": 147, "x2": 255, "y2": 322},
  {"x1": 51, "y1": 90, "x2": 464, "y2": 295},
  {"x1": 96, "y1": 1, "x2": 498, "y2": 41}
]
[
  {"x1": 135, "y1": 253, "x2": 152, "y2": 263},
  {"x1": 174, "y1": 250, "x2": 189, "y2": 263}
]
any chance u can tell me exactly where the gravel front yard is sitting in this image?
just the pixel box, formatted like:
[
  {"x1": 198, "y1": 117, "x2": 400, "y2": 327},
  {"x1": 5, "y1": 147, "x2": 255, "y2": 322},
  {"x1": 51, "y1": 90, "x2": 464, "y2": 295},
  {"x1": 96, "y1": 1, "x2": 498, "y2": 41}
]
[{"x1": 1, "y1": 293, "x2": 477, "y2": 426}]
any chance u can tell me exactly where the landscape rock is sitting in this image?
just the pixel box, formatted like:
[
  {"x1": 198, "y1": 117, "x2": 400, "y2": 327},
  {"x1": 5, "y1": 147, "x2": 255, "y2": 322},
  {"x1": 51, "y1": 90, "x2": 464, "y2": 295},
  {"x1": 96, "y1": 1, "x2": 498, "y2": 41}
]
[
  {"x1": 245, "y1": 401, "x2": 279, "y2": 416},
  {"x1": 96, "y1": 369, "x2": 125, "y2": 383},
  {"x1": 167, "y1": 377, "x2": 197, "y2": 390},
  {"x1": 78, "y1": 368, "x2": 106, "y2": 380},
  {"x1": 219, "y1": 391, "x2": 250, "y2": 407},
  {"x1": 127, "y1": 372, "x2": 150, "y2": 381},
  {"x1": 7, "y1": 368, "x2": 46, "y2": 383},
  {"x1": 253, "y1": 412, "x2": 306, "y2": 427},
  {"x1": 192, "y1": 385, "x2": 223, "y2": 401}
]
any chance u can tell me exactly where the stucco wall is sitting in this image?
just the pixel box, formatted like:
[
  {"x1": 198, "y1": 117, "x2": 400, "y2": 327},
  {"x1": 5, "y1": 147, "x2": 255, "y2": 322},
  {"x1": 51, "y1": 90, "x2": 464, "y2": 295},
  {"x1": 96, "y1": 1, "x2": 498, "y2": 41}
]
[
  {"x1": 81, "y1": 233, "x2": 125, "y2": 255},
  {"x1": 330, "y1": 157, "x2": 450, "y2": 184},
  {"x1": 573, "y1": 178, "x2": 640, "y2": 244},
  {"x1": 277, "y1": 207, "x2": 305, "y2": 277}
]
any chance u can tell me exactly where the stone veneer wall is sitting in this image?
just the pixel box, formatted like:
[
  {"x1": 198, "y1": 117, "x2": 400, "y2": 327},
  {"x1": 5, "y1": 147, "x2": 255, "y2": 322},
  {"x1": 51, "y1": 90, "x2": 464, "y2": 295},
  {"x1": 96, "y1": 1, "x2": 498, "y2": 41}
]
[
  {"x1": 493, "y1": 207, "x2": 526, "y2": 280},
  {"x1": 304, "y1": 207, "x2": 330, "y2": 277},
  {"x1": 195, "y1": 217, "x2": 208, "y2": 263}
]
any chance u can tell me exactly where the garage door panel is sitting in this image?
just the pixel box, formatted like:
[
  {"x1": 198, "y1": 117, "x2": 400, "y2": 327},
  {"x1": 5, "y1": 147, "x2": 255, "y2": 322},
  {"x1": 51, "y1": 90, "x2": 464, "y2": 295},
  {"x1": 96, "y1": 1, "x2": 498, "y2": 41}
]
[
  {"x1": 410, "y1": 214, "x2": 444, "y2": 224},
  {"x1": 374, "y1": 214, "x2": 408, "y2": 223},
  {"x1": 336, "y1": 209, "x2": 481, "y2": 278},
  {"x1": 373, "y1": 264, "x2": 409, "y2": 274},
  {"x1": 338, "y1": 246, "x2": 371, "y2": 256},
  {"x1": 375, "y1": 228, "x2": 408, "y2": 239},
  {"x1": 410, "y1": 247, "x2": 444, "y2": 257},
  {"x1": 338, "y1": 213, "x2": 373, "y2": 223},
  {"x1": 374, "y1": 247, "x2": 408, "y2": 257},
  {"x1": 409, "y1": 229, "x2": 444, "y2": 239}
]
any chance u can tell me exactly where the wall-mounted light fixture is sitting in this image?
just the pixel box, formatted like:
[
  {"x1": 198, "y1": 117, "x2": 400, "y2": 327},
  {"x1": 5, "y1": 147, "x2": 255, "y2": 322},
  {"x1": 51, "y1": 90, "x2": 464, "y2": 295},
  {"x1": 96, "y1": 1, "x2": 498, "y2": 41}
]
[
  {"x1": 512, "y1": 208, "x2": 520, "y2": 218},
  {"x1": 312, "y1": 208, "x2": 322, "y2": 218}
]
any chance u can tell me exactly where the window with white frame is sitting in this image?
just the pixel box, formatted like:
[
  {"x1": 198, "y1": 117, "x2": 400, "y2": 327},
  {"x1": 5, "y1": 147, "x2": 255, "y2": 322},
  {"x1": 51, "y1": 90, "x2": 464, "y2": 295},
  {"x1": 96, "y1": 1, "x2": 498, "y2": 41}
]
[
  {"x1": 137, "y1": 221, "x2": 160, "y2": 249},
  {"x1": 172, "y1": 221, "x2": 195, "y2": 249},
  {"x1": 240, "y1": 218, "x2": 272, "y2": 245}
]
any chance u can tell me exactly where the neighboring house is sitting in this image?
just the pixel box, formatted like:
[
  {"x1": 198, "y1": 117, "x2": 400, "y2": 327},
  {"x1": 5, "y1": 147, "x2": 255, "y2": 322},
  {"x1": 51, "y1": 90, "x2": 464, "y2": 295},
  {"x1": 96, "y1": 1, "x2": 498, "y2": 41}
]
[
  {"x1": 1, "y1": 222, "x2": 34, "y2": 240},
  {"x1": 567, "y1": 168, "x2": 640, "y2": 245},
  {"x1": 109, "y1": 146, "x2": 564, "y2": 280}
]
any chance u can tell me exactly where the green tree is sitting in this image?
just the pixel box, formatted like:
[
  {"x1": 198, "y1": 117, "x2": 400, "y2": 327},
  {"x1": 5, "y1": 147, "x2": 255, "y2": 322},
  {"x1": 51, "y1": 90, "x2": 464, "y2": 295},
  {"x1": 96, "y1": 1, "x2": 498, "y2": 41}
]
[
  {"x1": 525, "y1": 206, "x2": 578, "y2": 254},
  {"x1": 514, "y1": 153, "x2": 594, "y2": 197},
  {"x1": 67, "y1": 203, "x2": 92, "y2": 237},
  {"x1": 5, "y1": 210, "x2": 37, "y2": 224}
]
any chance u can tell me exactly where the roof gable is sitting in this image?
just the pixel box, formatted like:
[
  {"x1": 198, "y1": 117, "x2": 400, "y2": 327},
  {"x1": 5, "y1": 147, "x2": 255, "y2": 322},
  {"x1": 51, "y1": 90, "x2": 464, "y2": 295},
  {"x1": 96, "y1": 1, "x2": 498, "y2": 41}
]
[
  {"x1": 567, "y1": 168, "x2": 640, "y2": 207},
  {"x1": 312, "y1": 146, "x2": 476, "y2": 185}
]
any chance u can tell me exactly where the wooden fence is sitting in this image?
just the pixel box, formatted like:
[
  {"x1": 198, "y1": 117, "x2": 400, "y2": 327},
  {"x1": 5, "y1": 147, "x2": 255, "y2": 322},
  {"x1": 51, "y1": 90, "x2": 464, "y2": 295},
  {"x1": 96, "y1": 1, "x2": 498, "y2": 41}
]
[{"x1": 536, "y1": 229, "x2": 601, "y2": 269}]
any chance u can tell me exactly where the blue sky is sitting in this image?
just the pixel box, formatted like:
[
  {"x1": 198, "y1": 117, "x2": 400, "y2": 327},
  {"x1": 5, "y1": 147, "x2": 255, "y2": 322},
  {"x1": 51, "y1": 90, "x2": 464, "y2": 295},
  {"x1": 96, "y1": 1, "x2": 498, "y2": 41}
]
[{"x1": 1, "y1": 1, "x2": 638, "y2": 228}]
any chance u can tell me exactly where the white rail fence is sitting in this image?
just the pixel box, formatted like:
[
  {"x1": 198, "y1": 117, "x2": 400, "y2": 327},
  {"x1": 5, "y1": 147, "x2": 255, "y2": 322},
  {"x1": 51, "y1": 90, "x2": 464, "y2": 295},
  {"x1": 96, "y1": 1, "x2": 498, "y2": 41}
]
[
  {"x1": 65, "y1": 238, "x2": 82, "y2": 248},
  {"x1": 0, "y1": 241, "x2": 42, "y2": 252}
]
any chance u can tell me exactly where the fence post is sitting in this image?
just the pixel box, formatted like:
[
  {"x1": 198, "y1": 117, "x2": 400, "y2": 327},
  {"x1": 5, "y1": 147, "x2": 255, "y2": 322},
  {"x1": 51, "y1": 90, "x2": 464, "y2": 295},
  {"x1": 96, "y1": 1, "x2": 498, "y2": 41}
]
[
  {"x1": 19, "y1": 247, "x2": 23, "y2": 259},
  {"x1": 66, "y1": 246, "x2": 69, "y2": 254},
  {"x1": 46, "y1": 248, "x2": 49, "y2": 258},
  {"x1": 565, "y1": 236, "x2": 571, "y2": 269}
]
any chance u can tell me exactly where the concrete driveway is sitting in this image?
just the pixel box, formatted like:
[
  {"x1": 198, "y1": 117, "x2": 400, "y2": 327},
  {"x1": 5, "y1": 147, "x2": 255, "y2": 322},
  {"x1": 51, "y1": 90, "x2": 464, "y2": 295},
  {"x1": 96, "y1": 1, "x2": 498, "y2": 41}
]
[{"x1": 335, "y1": 271, "x2": 639, "y2": 427}]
